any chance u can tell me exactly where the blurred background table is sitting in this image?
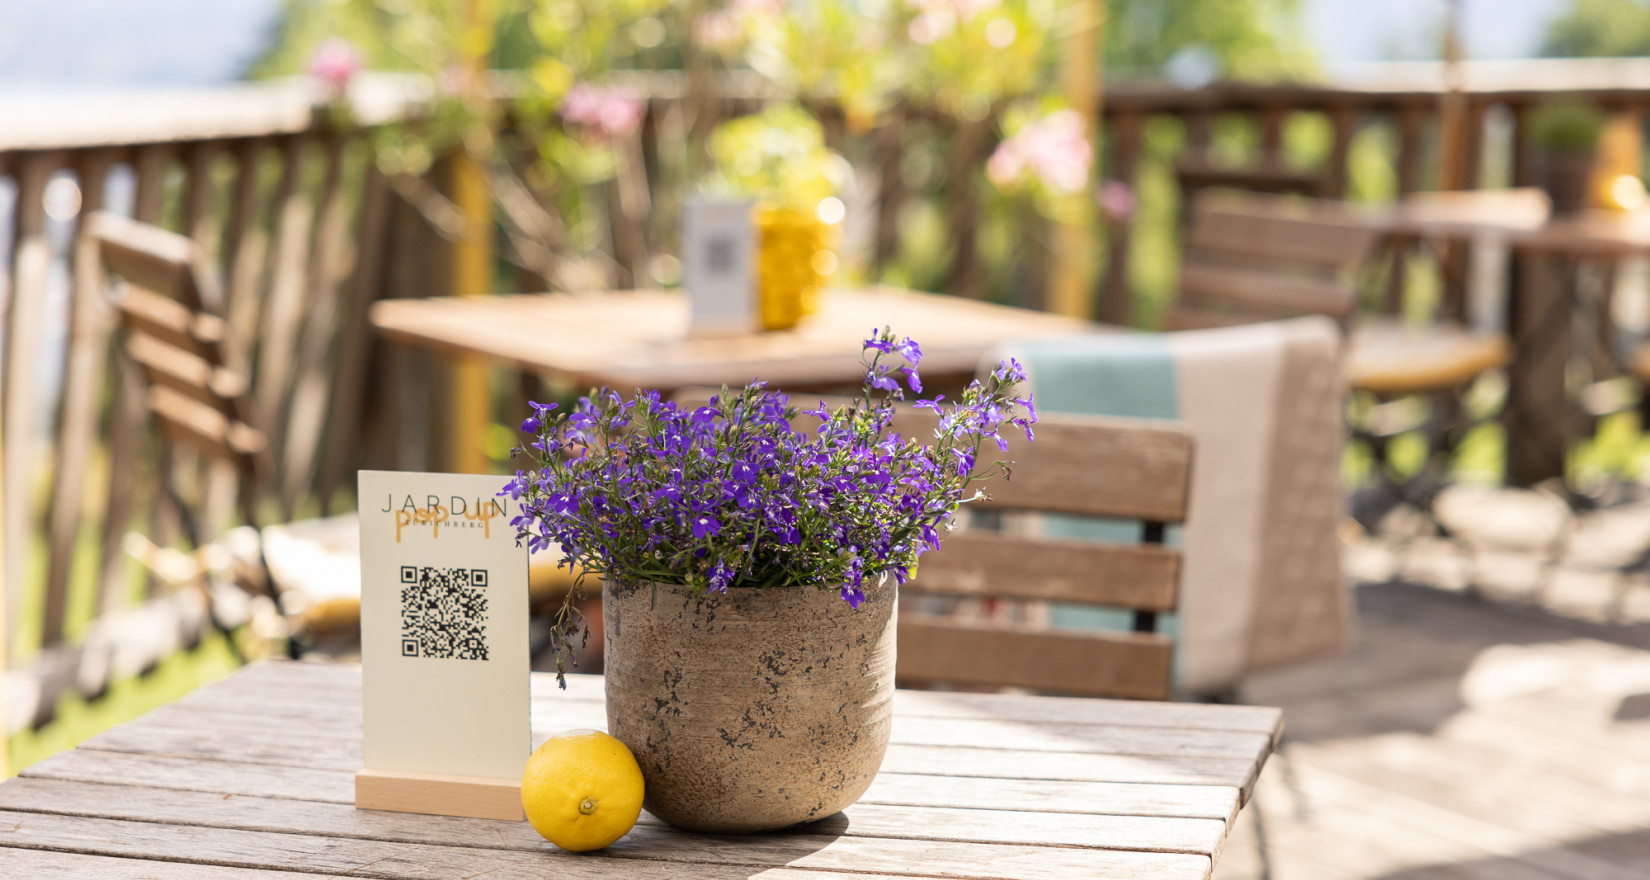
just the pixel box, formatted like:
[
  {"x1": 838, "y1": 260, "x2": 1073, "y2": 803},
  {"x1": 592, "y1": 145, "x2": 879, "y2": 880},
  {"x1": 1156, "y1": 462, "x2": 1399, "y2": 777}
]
[
  {"x1": 371, "y1": 286, "x2": 1105, "y2": 394},
  {"x1": 371, "y1": 287, "x2": 1107, "y2": 471},
  {"x1": 0, "y1": 660, "x2": 1281, "y2": 880},
  {"x1": 1376, "y1": 189, "x2": 1650, "y2": 487}
]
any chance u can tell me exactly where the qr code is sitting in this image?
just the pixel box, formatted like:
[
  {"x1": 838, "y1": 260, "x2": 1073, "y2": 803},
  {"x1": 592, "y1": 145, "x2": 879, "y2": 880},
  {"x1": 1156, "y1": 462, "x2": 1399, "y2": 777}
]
[{"x1": 399, "y1": 566, "x2": 489, "y2": 661}]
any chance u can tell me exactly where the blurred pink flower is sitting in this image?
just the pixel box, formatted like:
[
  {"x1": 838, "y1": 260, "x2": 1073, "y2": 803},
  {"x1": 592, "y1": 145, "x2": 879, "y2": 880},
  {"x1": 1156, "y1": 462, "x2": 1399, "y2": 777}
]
[
  {"x1": 906, "y1": 0, "x2": 999, "y2": 42},
  {"x1": 308, "y1": 38, "x2": 361, "y2": 95},
  {"x1": 987, "y1": 109, "x2": 1092, "y2": 194},
  {"x1": 1097, "y1": 179, "x2": 1137, "y2": 223},
  {"x1": 908, "y1": 10, "x2": 954, "y2": 44},
  {"x1": 696, "y1": 9, "x2": 742, "y2": 49},
  {"x1": 561, "y1": 83, "x2": 646, "y2": 140}
]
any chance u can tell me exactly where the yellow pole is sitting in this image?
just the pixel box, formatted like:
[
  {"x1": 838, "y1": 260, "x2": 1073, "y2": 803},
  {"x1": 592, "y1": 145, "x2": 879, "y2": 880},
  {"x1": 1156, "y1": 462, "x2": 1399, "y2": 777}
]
[
  {"x1": 450, "y1": 0, "x2": 496, "y2": 475},
  {"x1": 0, "y1": 425, "x2": 8, "y2": 777},
  {"x1": 1048, "y1": 0, "x2": 1101, "y2": 318}
]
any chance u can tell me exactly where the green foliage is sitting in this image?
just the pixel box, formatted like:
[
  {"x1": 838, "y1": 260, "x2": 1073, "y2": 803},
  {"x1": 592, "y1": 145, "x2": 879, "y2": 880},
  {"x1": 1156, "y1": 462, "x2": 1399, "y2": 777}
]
[
  {"x1": 1541, "y1": 0, "x2": 1650, "y2": 58},
  {"x1": 1529, "y1": 100, "x2": 1606, "y2": 153},
  {"x1": 1104, "y1": 0, "x2": 1314, "y2": 80},
  {"x1": 705, "y1": 104, "x2": 848, "y2": 209}
]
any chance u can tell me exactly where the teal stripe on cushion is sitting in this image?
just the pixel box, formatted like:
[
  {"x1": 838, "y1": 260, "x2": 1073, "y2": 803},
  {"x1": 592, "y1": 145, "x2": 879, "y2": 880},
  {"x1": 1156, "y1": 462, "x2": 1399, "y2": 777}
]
[{"x1": 1008, "y1": 335, "x2": 1184, "y2": 683}]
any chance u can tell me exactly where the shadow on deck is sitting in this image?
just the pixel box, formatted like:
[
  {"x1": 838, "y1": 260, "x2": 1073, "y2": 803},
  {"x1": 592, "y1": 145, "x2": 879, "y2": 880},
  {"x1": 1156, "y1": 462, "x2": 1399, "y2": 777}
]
[{"x1": 1215, "y1": 560, "x2": 1650, "y2": 878}]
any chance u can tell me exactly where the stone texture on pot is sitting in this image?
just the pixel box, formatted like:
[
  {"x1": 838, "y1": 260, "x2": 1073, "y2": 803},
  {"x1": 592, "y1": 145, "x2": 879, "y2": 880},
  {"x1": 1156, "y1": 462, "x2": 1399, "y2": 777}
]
[{"x1": 603, "y1": 579, "x2": 895, "y2": 833}]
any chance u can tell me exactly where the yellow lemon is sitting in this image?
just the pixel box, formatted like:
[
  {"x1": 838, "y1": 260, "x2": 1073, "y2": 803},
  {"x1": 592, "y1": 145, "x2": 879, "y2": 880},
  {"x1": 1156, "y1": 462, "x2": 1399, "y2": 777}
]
[{"x1": 521, "y1": 729, "x2": 645, "y2": 852}]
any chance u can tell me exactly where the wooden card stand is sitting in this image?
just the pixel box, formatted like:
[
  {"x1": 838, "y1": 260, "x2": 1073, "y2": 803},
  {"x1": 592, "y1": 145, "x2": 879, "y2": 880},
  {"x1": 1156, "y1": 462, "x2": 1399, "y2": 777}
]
[{"x1": 355, "y1": 768, "x2": 525, "y2": 821}]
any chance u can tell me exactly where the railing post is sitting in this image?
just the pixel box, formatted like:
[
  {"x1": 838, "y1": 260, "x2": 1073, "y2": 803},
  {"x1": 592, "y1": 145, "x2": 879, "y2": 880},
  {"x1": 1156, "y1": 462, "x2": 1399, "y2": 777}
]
[
  {"x1": 3, "y1": 151, "x2": 56, "y2": 665},
  {"x1": 1099, "y1": 112, "x2": 1143, "y2": 326},
  {"x1": 43, "y1": 149, "x2": 116, "y2": 649}
]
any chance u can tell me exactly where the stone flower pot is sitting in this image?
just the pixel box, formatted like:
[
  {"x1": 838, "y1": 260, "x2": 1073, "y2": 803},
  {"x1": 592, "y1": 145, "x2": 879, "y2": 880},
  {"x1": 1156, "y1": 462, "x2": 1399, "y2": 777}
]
[{"x1": 602, "y1": 579, "x2": 895, "y2": 833}]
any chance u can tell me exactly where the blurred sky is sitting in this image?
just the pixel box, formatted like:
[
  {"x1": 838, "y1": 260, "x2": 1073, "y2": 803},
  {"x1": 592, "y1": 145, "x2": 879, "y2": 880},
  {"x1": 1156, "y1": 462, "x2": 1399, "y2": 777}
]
[
  {"x1": 1307, "y1": 0, "x2": 1573, "y2": 71},
  {"x1": 0, "y1": 0, "x2": 1595, "y2": 90},
  {"x1": 0, "y1": 0, "x2": 280, "y2": 92}
]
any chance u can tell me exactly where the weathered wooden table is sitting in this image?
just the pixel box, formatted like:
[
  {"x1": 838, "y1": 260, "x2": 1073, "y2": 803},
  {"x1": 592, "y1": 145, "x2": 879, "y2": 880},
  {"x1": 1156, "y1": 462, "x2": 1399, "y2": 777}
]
[
  {"x1": 370, "y1": 286, "x2": 1105, "y2": 394},
  {"x1": 0, "y1": 661, "x2": 1280, "y2": 879}
]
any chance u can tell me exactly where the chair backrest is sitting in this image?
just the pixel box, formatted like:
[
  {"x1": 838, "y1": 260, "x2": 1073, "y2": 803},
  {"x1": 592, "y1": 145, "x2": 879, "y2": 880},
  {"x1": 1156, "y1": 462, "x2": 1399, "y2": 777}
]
[
  {"x1": 90, "y1": 213, "x2": 269, "y2": 519},
  {"x1": 891, "y1": 408, "x2": 1193, "y2": 701},
  {"x1": 1166, "y1": 191, "x2": 1381, "y2": 331},
  {"x1": 668, "y1": 389, "x2": 1194, "y2": 699}
]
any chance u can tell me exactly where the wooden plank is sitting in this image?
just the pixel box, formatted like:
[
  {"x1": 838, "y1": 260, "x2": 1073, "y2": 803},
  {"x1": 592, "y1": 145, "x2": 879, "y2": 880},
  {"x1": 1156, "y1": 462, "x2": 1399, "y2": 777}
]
[
  {"x1": 41, "y1": 149, "x2": 115, "y2": 649},
  {"x1": 1396, "y1": 105, "x2": 1427, "y2": 195},
  {"x1": 3, "y1": 152, "x2": 54, "y2": 664},
  {"x1": 223, "y1": 137, "x2": 272, "y2": 364},
  {"x1": 126, "y1": 333, "x2": 246, "y2": 416},
  {"x1": 1178, "y1": 263, "x2": 1358, "y2": 318},
  {"x1": 319, "y1": 163, "x2": 392, "y2": 512},
  {"x1": 906, "y1": 530, "x2": 1179, "y2": 611},
  {"x1": 90, "y1": 212, "x2": 218, "y2": 312},
  {"x1": 129, "y1": 145, "x2": 170, "y2": 224},
  {"x1": 0, "y1": 807, "x2": 1214, "y2": 880},
  {"x1": 897, "y1": 619, "x2": 1174, "y2": 701},
  {"x1": 0, "y1": 776, "x2": 1227, "y2": 857},
  {"x1": 884, "y1": 409, "x2": 1192, "y2": 522},
  {"x1": 111, "y1": 284, "x2": 228, "y2": 360},
  {"x1": 147, "y1": 385, "x2": 265, "y2": 467},
  {"x1": 942, "y1": 119, "x2": 991, "y2": 301},
  {"x1": 254, "y1": 134, "x2": 313, "y2": 460},
  {"x1": 199, "y1": 660, "x2": 1283, "y2": 734},
  {"x1": 95, "y1": 701, "x2": 1272, "y2": 770},
  {"x1": 1321, "y1": 106, "x2": 1357, "y2": 200},
  {"x1": 1099, "y1": 112, "x2": 1144, "y2": 325},
  {"x1": 354, "y1": 768, "x2": 524, "y2": 821},
  {"x1": 0, "y1": 848, "x2": 332, "y2": 879},
  {"x1": 180, "y1": 140, "x2": 221, "y2": 252},
  {"x1": 280, "y1": 136, "x2": 351, "y2": 517},
  {"x1": 27, "y1": 739, "x2": 1244, "y2": 831},
  {"x1": 872, "y1": 106, "x2": 907, "y2": 274},
  {"x1": 1505, "y1": 249, "x2": 1571, "y2": 486},
  {"x1": 1187, "y1": 201, "x2": 1380, "y2": 270}
]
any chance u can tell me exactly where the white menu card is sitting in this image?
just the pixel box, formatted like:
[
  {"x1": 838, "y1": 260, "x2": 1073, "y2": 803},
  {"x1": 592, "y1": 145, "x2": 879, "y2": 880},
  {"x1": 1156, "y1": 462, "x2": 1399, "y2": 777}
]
[
  {"x1": 357, "y1": 470, "x2": 530, "y2": 782},
  {"x1": 684, "y1": 197, "x2": 755, "y2": 337}
]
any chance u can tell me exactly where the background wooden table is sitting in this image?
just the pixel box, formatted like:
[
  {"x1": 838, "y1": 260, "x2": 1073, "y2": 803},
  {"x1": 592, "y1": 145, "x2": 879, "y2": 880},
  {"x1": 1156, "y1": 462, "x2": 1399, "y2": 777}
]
[
  {"x1": 1376, "y1": 190, "x2": 1650, "y2": 486},
  {"x1": 0, "y1": 661, "x2": 1280, "y2": 880},
  {"x1": 370, "y1": 286, "x2": 1105, "y2": 394}
]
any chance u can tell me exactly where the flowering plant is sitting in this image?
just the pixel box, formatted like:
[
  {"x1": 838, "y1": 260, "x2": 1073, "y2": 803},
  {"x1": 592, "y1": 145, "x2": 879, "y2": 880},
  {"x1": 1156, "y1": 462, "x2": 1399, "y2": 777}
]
[{"x1": 504, "y1": 329, "x2": 1037, "y2": 681}]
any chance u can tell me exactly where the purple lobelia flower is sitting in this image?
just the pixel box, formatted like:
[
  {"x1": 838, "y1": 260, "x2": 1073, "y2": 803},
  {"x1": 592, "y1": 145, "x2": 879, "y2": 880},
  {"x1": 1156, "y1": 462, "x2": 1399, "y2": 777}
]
[{"x1": 503, "y1": 325, "x2": 1036, "y2": 684}]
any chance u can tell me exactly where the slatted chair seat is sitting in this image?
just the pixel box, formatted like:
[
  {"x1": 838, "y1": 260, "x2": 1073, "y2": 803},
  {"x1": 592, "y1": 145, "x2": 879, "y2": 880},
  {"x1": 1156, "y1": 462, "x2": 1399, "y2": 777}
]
[{"x1": 1348, "y1": 318, "x2": 1512, "y2": 397}]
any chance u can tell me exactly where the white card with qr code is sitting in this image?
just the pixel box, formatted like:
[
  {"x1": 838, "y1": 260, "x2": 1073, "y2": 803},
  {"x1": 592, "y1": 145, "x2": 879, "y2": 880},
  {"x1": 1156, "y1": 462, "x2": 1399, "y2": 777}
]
[{"x1": 358, "y1": 470, "x2": 529, "y2": 781}]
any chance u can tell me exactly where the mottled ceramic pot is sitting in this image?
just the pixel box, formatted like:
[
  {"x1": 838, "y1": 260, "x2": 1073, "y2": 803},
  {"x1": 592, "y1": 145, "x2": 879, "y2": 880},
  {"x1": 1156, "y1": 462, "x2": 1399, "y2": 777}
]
[{"x1": 603, "y1": 579, "x2": 896, "y2": 833}]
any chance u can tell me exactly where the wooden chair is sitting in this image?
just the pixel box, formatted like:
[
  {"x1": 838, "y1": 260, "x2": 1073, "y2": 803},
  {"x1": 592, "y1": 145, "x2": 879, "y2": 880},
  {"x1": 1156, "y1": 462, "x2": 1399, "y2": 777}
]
[
  {"x1": 94, "y1": 213, "x2": 579, "y2": 653},
  {"x1": 1165, "y1": 192, "x2": 1510, "y2": 527},
  {"x1": 92, "y1": 212, "x2": 359, "y2": 651},
  {"x1": 893, "y1": 410, "x2": 1194, "y2": 701},
  {"x1": 1166, "y1": 190, "x2": 1510, "y2": 400}
]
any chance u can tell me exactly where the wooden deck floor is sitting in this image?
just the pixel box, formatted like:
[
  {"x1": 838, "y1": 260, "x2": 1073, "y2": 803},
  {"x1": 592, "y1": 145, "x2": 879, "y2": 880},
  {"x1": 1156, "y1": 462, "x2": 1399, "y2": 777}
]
[{"x1": 1215, "y1": 487, "x2": 1650, "y2": 879}]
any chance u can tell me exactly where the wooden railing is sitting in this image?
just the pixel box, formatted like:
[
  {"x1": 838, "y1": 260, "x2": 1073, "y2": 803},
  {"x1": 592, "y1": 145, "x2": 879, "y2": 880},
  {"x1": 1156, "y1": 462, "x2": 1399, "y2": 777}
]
[{"x1": 7, "y1": 57, "x2": 1650, "y2": 742}]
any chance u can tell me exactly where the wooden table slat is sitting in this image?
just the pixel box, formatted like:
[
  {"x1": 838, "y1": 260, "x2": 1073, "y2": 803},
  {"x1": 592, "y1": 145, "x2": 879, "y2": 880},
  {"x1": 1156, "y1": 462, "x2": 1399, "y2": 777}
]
[
  {"x1": 214, "y1": 662, "x2": 1286, "y2": 736},
  {"x1": 0, "y1": 777, "x2": 1226, "y2": 857},
  {"x1": 0, "y1": 808, "x2": 1213, "y2": 880}
]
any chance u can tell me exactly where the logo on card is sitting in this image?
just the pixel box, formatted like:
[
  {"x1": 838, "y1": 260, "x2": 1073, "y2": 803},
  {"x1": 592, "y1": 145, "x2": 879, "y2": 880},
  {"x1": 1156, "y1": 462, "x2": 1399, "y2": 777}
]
[{"x1": 379, "y1": 494, "x2": 510, "y2": 543}]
